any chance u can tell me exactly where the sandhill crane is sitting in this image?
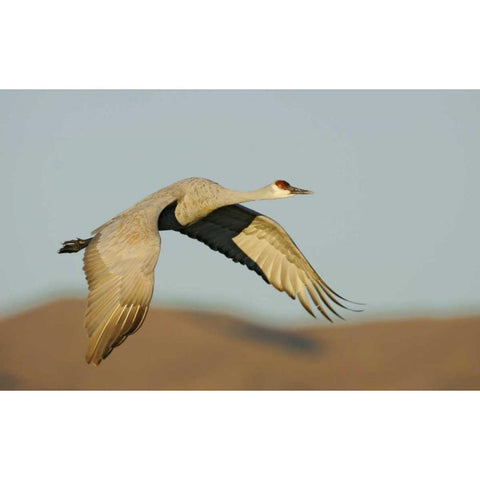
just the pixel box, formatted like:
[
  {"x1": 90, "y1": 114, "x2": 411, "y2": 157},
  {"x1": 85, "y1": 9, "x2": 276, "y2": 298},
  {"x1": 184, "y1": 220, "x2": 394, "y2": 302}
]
[{"x1": 59, "y1": 177, "x2": 361, "y2": 365}]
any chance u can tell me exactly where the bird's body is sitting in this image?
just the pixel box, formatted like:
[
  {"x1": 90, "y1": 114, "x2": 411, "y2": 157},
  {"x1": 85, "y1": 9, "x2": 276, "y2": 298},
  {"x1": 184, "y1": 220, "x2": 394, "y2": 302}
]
[{"x1": 60, "y1": 177, "x2": 359, "y2": 365}]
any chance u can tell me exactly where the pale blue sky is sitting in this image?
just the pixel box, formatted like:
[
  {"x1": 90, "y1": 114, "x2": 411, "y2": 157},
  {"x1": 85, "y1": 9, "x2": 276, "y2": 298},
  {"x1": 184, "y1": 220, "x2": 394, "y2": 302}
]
[{"x1": 1, "y1": 90, "x2": 479, "y2": 326}]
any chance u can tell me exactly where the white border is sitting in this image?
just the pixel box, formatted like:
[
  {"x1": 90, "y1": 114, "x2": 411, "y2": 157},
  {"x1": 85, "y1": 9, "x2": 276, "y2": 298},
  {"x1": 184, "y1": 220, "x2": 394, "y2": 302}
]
[
  {"x1": 1, "y1": 1, "x2": 479, "y2": 88},
  {"x1": 3, "y1": 391, "x2": 480, "y2": 479},
  {"x1": 2, "y1": 2, "x2": 479, "y2": 478}
]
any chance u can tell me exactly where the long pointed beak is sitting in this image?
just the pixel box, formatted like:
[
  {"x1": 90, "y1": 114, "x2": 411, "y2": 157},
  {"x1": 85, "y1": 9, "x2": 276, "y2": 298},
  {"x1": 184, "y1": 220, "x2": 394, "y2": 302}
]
[{"x1": 288, "y1": 185, "x2": 313, "y2": 195}]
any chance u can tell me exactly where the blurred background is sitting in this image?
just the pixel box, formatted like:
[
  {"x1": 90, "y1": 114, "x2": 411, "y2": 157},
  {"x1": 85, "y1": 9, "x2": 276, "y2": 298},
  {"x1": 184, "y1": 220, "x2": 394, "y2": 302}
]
[{"x1": 1, "y1": 90, "x2": 479, "y2": 389}]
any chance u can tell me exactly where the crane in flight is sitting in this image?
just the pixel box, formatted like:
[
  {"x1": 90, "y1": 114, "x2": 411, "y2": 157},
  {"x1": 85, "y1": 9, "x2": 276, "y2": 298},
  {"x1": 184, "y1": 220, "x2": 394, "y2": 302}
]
[{"x1": 59, "y1": 177, "x2": 361, "y2": 365}]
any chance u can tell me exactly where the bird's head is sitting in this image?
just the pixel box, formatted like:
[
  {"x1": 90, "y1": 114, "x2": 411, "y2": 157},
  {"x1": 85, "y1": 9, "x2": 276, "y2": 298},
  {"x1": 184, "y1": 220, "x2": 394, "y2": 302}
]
[{"x1": 270, "y1": 179, "x2": 313, "y2": 198}]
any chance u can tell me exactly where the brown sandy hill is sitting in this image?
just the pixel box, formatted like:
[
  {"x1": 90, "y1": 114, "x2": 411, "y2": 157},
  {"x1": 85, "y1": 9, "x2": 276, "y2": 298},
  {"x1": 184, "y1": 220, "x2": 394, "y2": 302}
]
[{"x1": 1, "y1": 299, "x2": 479, "y2": 390}]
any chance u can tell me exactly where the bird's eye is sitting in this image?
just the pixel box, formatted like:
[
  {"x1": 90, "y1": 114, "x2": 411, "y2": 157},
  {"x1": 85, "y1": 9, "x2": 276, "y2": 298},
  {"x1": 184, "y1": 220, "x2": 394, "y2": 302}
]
[{"x1": 275, "y1": 180, "x2": 291, "y2": 189}]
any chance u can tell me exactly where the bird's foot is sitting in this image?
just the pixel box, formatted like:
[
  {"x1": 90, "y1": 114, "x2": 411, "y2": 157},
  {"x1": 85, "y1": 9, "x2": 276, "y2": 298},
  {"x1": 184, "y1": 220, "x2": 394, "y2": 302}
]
[{"x1": 58, "y1": 237, "x2": 92, "y2": 254}]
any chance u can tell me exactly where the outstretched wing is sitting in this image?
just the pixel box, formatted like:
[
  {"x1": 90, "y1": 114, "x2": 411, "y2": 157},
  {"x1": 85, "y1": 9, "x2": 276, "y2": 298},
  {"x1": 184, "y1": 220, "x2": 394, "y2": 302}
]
[
  {"x1": 178, "y1": 204, "x2": 358, "y2": 321},
  {"x1": 82, "y1": 218, "x2": 160, "y2": 365}
]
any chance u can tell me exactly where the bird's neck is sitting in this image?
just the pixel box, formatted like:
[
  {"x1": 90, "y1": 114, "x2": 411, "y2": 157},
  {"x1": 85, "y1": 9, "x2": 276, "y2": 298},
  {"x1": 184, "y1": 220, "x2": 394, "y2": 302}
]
[
  {"x1": 227, "y1": 185, "x2": 276, "y2": 203},
  {"x1": 175, "y1": 185, "x2": 276, "y2": 226}
]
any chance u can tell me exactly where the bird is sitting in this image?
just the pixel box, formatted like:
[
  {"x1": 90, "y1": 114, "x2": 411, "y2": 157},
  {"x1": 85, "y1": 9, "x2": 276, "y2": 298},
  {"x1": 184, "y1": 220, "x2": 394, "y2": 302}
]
[{"x1": 59, "y1": 177, "x2": 361, "y2": 365}]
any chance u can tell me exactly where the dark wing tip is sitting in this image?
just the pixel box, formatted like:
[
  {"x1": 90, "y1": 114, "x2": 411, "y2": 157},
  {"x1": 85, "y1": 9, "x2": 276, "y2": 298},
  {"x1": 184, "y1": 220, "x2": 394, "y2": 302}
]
[{"x1": 327, "y1": 288, "x2": 366, "y2": 306}]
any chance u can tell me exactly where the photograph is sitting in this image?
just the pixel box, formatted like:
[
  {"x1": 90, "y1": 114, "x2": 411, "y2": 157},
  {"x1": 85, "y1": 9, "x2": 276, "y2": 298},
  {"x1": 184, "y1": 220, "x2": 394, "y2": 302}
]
[
  {"x1": 2, "y1": 89, "x2": 479, "y2": 390},
  {"x1": 2, "y1": 3, "x2": 480, "y2": 478}
]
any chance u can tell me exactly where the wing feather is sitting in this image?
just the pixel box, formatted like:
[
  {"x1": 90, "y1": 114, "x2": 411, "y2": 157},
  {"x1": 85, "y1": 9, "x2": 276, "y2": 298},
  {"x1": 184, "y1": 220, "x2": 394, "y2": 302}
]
[
  {"x1": 176, "y1": 204, "x2": 357, "y2": 321},
  {"x1": 281, "y1": 262, "x2": 296, "y2": 299},
  {"x1": 82, "y1": 217, "x2": 160, "y2": 365},
  {"x1": 233, "y1": 214, "x2": 357, "y2": 319}
]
